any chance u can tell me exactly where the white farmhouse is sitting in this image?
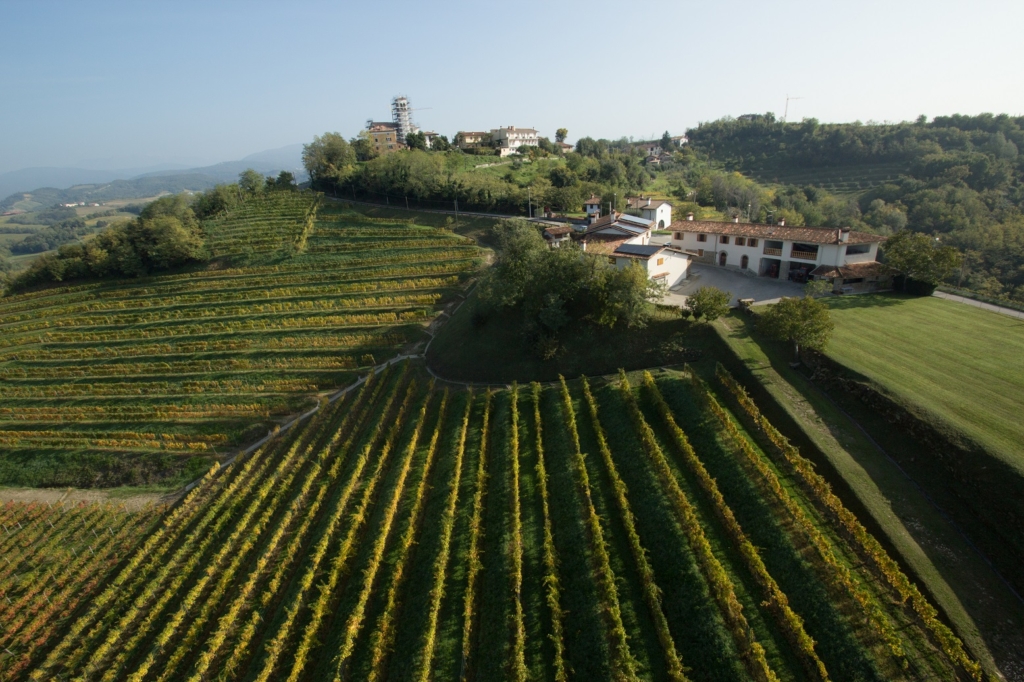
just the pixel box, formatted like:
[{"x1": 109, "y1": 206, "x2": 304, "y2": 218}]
[
  {"x1": 583, "y1": 194, "x2": 602, "y2": 219},
  {"x1": 668, "y1": 216, "x2": 889, "y2": 292},
  {"x1": 491, "y1": 126, "x2": 540, "y2": 157},
  {"x1": 582, "y1": 212, "x2": 691, "y2": 287},
  {"x1": 626, "y1": 196, "x2": 673, "y2": 229}
]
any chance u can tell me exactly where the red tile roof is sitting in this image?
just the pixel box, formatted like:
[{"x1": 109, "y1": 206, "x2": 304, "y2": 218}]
[{"x1": 669, "y1": 219, "x2": 884, "y2": 245}]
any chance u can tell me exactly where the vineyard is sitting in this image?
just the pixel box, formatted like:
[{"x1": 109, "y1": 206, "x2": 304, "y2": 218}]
[
  {"x1": 7, "y1": 361, "x2": 985, "y2": 681},
  {"x1": 0, "y1": 192, "x2": 482, "y2": 487},
  {"x1": 0, "y1": 499, "x2": 166, "y2": 679}
]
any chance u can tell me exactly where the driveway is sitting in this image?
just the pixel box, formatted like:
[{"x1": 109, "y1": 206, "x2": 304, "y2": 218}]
[{"x1": 663, "y1": 264, "x2": 805, "y2": 307}]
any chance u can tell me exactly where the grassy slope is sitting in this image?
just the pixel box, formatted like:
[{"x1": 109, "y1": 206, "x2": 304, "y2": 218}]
[
  {"x1": 712, "y1": 311, "x2": 1024, "y2": 679},
  {"x1": 823, "y1": 294, "x2": 1024, "y2": 472}
]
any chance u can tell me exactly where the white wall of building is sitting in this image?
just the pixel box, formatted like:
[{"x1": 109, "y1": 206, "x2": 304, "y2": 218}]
[{"x1": 612, "y1": 251, "x2": 689, "y2": 287}]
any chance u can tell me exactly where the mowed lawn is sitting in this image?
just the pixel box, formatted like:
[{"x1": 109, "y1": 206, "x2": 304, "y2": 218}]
[{"x1": 825, "y1": 294, "x2": 1024, "y2": 471}]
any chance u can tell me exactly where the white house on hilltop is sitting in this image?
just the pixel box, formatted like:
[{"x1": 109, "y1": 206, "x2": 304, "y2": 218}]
[
  {"x1": 492, "y1": 126, "x2": 540, "y2": 157},
  {"x1": 669, "y1": 215, "x2": 889, "y2": 292}
]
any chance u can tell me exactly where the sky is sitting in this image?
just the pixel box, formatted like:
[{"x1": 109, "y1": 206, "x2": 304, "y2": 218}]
[{"x1": 2, "y1": 0, "x2": 1023, "y2": 173}]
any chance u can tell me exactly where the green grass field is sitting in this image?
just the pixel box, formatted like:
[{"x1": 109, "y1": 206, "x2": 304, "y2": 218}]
[
  {"x1": 6, "y1": 364, "x2": 978, "y2": 680},
  {"x1": 824, "y1": 294, "x2": 1024, "y2": 471},
  {"x1": 0, "y1": 192, "x2": 483, "y2": 488}
]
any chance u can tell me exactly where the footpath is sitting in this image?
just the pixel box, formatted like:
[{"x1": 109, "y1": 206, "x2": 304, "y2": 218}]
[{"x1": 933, "y1": 290, "x2": 1024, "y2": 319}]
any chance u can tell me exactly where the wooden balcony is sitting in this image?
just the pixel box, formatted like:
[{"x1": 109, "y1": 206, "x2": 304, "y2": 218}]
[
  {"x1": 790, "y1": 250, "x2": 818, "y2": 261},
  {"x1": 762, "y1": 247, "x2": 782, "y2": 256}
]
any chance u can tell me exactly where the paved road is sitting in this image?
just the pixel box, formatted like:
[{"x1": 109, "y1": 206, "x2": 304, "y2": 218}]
[
  {"x1": 663, "y1": 264, "x2": 805, "y2": 307},
  {"x1": 933, "y1": 291, "x2": 1024, "y2": 320}
]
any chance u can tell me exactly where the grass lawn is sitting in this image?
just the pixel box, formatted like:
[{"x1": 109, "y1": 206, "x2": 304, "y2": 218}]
[
  {"x1": 426, "y1": 290, "x2": 715, "y2": 384},
  {"x1": 823, "y1": 294, "x2": 1024, "y2": 472},
  {"x1": 711, "y1": 312, "x2": 1024, "y2": 678}
]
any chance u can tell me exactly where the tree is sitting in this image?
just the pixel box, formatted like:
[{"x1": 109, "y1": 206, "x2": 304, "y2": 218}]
[
  {"x1": 430, "y1": 134, "x2": 451, "y2": 152},
  {"x1": 685, "y1": 286, "x2": 731, "y2": 321},
  {"x1": 661, "y1": 130, "x2": 673, "y2": 150},
  {"x1": 238, "y1": 169, "x2": 264, "y2": 195},
  {"x1": 804, "y1": 279, "x2": 833, "y2": 297},
  {"x1": 302, "y1": 132, "x2": 357, "y2": 188},
  {"x1": 406, "y1": 131, "x2": 427, "y2": 151},
  {"x1": 556, "y1": 128, "x2": 568, "y2": 144},
  {"x1": 759, "y1": 296, "x2": 835, "y2": 360},
  {"x1": 351, "y1": 131, "x2": 377, "y2": 162},
  {"x1": 883, "y1": 229, "x2": 962, "y2": 287}
]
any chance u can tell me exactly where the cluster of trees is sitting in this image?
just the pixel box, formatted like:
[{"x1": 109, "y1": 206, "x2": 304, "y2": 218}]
[
  {"x1": 686, "y1": 114, "x2": 1024, "y2": 301},
  {"x1": 8, "y1": 219, "x2": 91, "y2": 254},
  {"x1": 7, "y1": 206, "x2": 79, "y2": 226},
  {"x1": 7, "y1": 194, "x2": 207, "y2": 292},
  {"x1": 476, "y1": 220, "x2": 662, "y2": 358},
  {"x1": 2, "y1": 168, "x2": 293, "y2": 293}
]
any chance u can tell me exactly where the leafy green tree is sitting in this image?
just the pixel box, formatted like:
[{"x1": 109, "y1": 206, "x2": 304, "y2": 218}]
[
  {"x1": 548, "y1": 166, "x2": 578, "y2": 188},
  {"x1": 685, "y1": 286, "x2": 731, "y2": 322},
  {"x1": 238, "y1": 169, "x2": 265, "y2": 195},
  {"x1": 406, "y1": 131, "x2": 427, "y2": 151},
  {"x1": 758, "y1": 296, "x2": 835, "y2": 360},
  {"x1": 661, "y1": 131, "x2": 673, "y2": 150},
  {"x1": 302, "y1": 132, "x2": 356, "y2": 188},
  {"x1": 883, "y1": 229, "x2": 962, "y2": 286},
  {"x1": 430, "y1": 134, "x2": 451, "y2": 152},
  {"x1": 351, "y1": 130, "x2": 377, "y2": 162},
  {"x1": 804, "y1": 278, "x2": 833, "y2": 297},
  {"x1": 556, "y1": 128, "x2": 568, "y2": 144}
]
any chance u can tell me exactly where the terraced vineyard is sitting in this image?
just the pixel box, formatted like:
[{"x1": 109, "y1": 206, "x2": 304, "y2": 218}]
[
  {"x1": 0, "y1": 499, "x2": 166, "y2": 679},
  {"x1": 744, "y1": 163, "x2": 909, "y2": 195},
  {"x1": 0, "y1": 192, "x2": 481, "y2": 487},
  {"x1": 12, "y1": 362, "x2": 984, "y2": 681}
]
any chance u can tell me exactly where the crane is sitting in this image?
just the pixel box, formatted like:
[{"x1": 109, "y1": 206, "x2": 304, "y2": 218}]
[{"x1": 783, "y1": 94, "x2": 802, "y2": 123}]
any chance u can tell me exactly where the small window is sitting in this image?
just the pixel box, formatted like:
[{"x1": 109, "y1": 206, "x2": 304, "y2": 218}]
[
  {"x1": 674, "y1": 232, "x2": 682, "y2": 240},
  {"x1": 608, "y1": 256, "x2": 616, "y2": 264},
  {"x1": 748, "y1": 238, "x2": 758, "y2": 247},
  {"x1": 735, "y1": 237, "x2": 746, "y2": 246},
  {"x1": 697, "y1": 249, "x2": 704, "y2": 257},
  {"x1": 720, "y1": 235, "x2": 729, "y2": 244},
  {"x1": 846, "y1": 243, "x2": 870, "y2": 255},
  {"x1": 697, "y1": 233, "x2": 707, "y2": 242},
  {"x1": 657, "y1": 257, "x2": 664, "y2": 266}
]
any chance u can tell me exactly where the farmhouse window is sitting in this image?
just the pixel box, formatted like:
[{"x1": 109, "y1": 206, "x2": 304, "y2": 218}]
[
  {"x1": 697, "y1": 234, "x2": 707, "y2": 242},
  {"x1": 735, "y1": 237, "x2": 746, "y2": 246},
  {"x1": 748, "y1": 238, "x2": 758, "y2": 247},
  {"x1": 608, "y1": 257, "x2": 616, "y2": 264},
  {"x1": 720, "y1": 236, "x2": 729, "y2": 244},
  {"x1": 674, "y1": 232, "x2": 682, "y2": 240},
  {"x1": 657, "y1": 258, "x2": 664, "y2": 266},
  {"x1": 846, "y1": 243, "x2": 870, "y2": 255}
]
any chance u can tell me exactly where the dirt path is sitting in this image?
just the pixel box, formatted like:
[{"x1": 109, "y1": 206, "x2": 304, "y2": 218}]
[{"x1": 0, "y1": 486, "x2": 177, "y2": 510}]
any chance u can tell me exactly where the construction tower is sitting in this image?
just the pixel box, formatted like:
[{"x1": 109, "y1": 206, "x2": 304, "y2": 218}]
[{"x1": 391, "y1": 96, "x2": 418, "y2": 141}]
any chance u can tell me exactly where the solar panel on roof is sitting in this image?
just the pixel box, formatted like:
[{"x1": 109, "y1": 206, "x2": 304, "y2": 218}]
[
  {"x1": 619, "y1": 214, "x2": 653, "y2": 227},
  {"x1": 614, "y1": 244, "x2": 662, "y2": 257}
]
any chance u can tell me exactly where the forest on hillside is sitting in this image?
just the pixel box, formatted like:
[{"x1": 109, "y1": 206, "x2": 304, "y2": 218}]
[{"x1": 686, "y1": 114, "x2": 1024, "y2": 299}]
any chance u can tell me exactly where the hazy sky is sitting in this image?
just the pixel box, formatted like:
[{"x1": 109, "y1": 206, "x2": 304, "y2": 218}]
[{"x1": 3, "y1": 0, "x2": 1023, "y2": 173}]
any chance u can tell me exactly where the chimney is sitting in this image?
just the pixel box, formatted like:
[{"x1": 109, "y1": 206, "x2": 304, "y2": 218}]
[
  {"x1": 687, "y1": 212, "x2": 694, "y2": 221},
  {"x1": 647, "y1": 197, "x2": 651, "y2": 206},
  {"x1": 839, "y1": 228, "x2": 850, "y2": 243},
  {"x1": 778, "y1": 218, "x2": 785, "y2": 226},
  {"x1": 582, "y1": 240, "x2": 587, "y2": 252}
]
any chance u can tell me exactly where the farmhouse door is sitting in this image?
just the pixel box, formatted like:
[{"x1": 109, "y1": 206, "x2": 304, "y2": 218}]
[
  {"x1": 741, "y1": 255, "x2": 749, "y2": 269},
  {"x1": 719, "y1": 251, "x2": 727, "y2": 267}
]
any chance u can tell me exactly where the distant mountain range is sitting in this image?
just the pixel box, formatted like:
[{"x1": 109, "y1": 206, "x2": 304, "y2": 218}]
[{"x1": 0, "y1": 144, "x2": 306, "y2": 211}]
